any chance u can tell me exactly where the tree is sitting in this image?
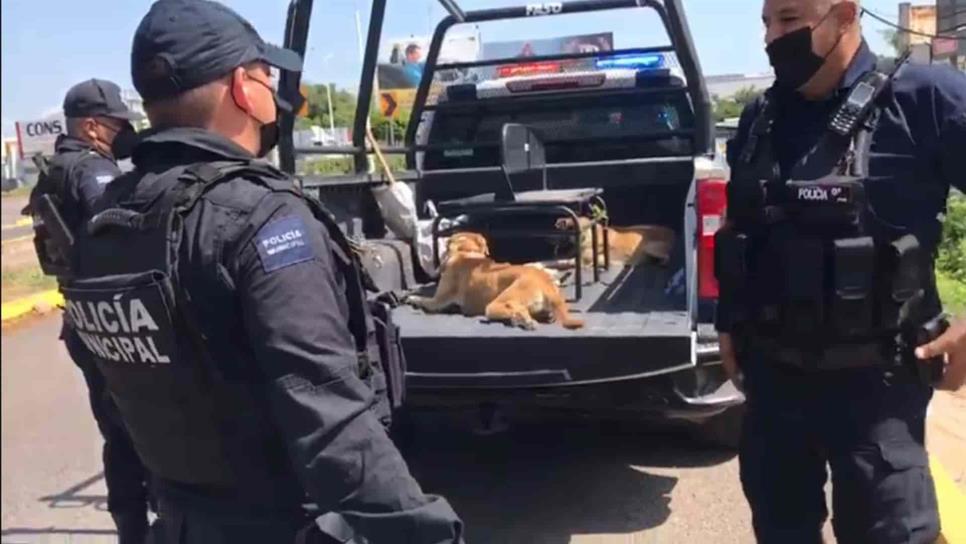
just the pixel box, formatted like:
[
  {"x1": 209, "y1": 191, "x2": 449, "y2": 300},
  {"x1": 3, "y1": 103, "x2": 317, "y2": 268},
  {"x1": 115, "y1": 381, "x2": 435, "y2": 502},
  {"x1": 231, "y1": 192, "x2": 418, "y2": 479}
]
[
  {"x1": 301, "y1": 82, "x2": 358, "y2": 130},
  {"x1": 712, "y1": 87, "x2": 762, "y2": 123},
  {"x1": 880, "y1": 29, "x2": 905, "y2": 56},
  {"x1": 733, "y1": 86, "x2": 762, "y2": 107},
  {"x1": 938, "y1": 191, "x2": 966, "y2": 284}
]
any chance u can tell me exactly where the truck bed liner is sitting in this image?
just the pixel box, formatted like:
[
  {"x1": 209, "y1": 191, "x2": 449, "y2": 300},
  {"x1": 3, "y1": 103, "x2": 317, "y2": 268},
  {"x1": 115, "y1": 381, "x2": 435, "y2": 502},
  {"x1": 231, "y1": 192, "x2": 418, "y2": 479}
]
[{"x1": 395, "y1": 258, "x2": 693, "y2": 388}]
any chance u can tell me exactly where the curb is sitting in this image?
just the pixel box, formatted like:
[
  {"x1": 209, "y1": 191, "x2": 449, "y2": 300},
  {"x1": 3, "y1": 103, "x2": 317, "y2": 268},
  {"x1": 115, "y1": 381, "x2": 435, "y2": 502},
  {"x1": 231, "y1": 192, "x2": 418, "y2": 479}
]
[
  {"x1": 1, "y1": 289, "x2": 63, "y2": 322},
  {"x1": 0, "y1": 217, "x2": 33, "y2": 231},
  {"x1": 932, "y1": 455, "x2": 966, "y2": 544},
  {"x1": 1, "y1": 234, "x2": 34, "y2": 246}
]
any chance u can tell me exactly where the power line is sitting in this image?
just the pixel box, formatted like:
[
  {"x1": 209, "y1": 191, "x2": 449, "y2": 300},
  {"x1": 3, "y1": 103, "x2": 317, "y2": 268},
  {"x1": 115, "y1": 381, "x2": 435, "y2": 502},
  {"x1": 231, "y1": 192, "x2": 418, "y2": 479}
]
[{"x1": 862, "y1": 8, "x2": 966, "y2": 41}]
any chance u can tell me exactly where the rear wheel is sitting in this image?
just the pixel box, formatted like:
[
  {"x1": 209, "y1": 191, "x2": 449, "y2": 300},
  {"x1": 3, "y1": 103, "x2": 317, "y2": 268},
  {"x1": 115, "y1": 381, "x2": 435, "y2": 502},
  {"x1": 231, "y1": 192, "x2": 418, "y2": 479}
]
[{"x1": 694, "y1": 404, "x2": 745, "y2": 449}]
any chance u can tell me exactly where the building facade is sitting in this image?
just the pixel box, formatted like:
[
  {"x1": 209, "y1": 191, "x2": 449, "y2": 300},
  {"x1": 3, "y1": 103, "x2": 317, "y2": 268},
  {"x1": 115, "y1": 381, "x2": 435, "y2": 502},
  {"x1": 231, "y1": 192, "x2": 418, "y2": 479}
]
[{"x1": 935, "y1": 0, "x2": 966, "y2": 69}]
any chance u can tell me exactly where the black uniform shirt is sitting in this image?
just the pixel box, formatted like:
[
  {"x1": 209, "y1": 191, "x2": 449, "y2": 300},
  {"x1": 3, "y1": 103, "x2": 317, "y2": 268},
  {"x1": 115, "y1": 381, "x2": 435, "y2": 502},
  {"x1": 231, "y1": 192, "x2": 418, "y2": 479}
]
[
  {"x1": 718, "y1": 42, "x2": 966, "y2": 333},
  {"x1": 97, "y1": 127, "x2": 449, "y2": 534},
  {"x1": 53, "y1": 135, "x2": 121, "y2": 229}
]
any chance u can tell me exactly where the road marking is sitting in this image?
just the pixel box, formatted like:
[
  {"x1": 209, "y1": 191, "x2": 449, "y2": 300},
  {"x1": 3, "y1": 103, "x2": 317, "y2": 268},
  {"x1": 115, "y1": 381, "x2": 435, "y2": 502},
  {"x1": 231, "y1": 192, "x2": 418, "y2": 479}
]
[
  {"x1": 1, "y1": 234, "x2": 34, "y2": 246},
  {"x1": 1, "y1": 289, "x2": 63, "y2": 322},
  {"x1": 932, "y1": 455, "x2": 966, "y2": 544},
  {"x1": 1, "y1": 217, "x2": 33, "y2": 231}
]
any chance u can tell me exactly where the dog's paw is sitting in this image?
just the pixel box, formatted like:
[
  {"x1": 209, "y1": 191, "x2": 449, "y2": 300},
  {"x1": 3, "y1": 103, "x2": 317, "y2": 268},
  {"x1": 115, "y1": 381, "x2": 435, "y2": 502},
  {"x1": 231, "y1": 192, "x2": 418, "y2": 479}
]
[
  {"x1": 511, "y1": 315, "x2": 538, "y2": 331},
  {"x1": 403, "y1": 295, "x2": 425, "y2": 308}
]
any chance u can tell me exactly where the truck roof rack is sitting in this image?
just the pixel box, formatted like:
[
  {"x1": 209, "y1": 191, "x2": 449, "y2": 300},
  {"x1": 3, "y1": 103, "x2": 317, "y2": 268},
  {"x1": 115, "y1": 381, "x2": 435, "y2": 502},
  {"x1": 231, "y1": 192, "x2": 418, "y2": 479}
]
[{"x1": 278, "y1": 0, "x2": 712, "y2": 177}]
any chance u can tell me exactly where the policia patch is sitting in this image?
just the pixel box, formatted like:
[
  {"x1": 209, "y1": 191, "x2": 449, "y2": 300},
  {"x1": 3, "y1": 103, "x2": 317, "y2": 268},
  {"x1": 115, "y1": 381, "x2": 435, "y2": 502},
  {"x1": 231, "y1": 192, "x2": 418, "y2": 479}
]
[{"x1": 256, "y1": 215, "x2": 314, "y2": 273}]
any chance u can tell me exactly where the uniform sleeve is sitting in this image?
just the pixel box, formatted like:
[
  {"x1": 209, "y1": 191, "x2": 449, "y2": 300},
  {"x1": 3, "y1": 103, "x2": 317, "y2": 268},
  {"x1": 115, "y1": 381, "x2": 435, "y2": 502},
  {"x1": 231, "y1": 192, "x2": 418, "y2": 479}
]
[
  {"x1": 716, "y1": 99, "x2": 762, "y2": 333},
  {"x1": 933, "y1": 67, "x2": 966, "y2": 193},
  {"x1": 71, "y1": 157, "x2": 121, "y2": 219},
  {"x1": 232, "y1": 192, "x2": 462, "y2": 543}
]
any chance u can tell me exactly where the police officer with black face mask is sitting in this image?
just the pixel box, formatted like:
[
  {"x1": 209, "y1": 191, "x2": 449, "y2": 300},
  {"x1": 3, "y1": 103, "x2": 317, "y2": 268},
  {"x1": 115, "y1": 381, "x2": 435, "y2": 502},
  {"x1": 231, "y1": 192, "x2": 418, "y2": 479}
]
[
  {"x1": 40, "y1": 79, "x2": 141, "y2": 238},
  {"x1": 62, "y1": 1, "x2": 464, "y2": 543},
  {"x1": 27, "y1": 79, "x2": 153, "y2": 544},
  {"x1": 714, "y1": 0, "x2": 966, "y2": 542}
]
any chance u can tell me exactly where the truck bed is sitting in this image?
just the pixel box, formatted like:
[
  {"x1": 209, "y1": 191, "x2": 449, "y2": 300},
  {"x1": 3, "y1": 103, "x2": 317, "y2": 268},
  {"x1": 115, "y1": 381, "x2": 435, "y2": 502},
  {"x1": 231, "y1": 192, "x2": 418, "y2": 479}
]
[{"x1": 395, "y1": 253, "x2": 694, "y2": 389}]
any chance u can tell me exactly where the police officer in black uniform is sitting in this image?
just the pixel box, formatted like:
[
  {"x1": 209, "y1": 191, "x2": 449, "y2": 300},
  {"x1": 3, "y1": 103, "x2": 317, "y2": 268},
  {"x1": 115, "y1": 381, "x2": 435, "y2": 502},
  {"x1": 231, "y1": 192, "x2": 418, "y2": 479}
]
[
  {"x1": 61, "y1": 1, "x2": 463, "y2": 542},
  {"x1": 714, "y1": 0, "x2": 966, "y2": 542},
  {"x1": 33, "y1": 79, "x2": 152, "y2": 543}
]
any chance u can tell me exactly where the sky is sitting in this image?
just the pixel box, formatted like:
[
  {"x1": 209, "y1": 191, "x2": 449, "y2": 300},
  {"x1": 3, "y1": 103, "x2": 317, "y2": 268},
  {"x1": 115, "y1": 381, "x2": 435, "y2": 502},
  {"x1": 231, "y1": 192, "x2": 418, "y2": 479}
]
[{"x1": 0, "y1": 0, "x2": 906, "y2": 138}]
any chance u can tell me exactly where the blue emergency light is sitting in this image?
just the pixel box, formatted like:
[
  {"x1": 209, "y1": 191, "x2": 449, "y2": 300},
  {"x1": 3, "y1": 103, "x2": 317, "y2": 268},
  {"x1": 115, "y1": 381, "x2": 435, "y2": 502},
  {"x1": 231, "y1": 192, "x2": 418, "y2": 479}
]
[{"x1": 595, "y1": 53, "x2": 666, "y2": 71}]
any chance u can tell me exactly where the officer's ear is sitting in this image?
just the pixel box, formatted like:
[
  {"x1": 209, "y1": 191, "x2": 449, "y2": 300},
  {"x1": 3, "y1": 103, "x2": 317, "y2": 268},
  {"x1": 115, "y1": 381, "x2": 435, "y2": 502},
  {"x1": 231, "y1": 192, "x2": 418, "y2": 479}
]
[
  {"x1": 229, "y1": 66, "x2": 257, "y2": 117},
  {"x1": 82, "y1": 118, "x2": 100, "y2": 142},
  {"x1": 830, "y1": 1, "x2": 859, "y2": 32}
]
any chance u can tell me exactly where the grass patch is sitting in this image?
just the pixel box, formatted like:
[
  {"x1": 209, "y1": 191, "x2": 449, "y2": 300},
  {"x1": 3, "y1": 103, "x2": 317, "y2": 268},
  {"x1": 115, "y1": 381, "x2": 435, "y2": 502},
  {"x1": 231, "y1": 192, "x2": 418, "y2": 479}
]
[
  {"x1": 938, "y1": 270, "x2": 966, "y2": 317},
  {"x1": 1, "y1": 266, "x2": 57, "y2": 303}
]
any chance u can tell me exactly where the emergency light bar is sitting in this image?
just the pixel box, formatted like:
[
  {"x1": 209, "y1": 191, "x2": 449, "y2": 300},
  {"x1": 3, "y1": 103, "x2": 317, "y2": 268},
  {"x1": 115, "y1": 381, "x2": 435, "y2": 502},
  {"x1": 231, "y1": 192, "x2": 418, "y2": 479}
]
[{"x1": 596, "y1": 53, "x2": 666, "y2": 70}]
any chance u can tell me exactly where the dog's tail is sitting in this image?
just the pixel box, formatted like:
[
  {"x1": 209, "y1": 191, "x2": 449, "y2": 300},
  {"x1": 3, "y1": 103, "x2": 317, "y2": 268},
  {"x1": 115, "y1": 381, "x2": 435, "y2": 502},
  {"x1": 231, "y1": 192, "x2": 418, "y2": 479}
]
[{"x1": 550, "y1": 292, "x2": 584, "y2": 329}]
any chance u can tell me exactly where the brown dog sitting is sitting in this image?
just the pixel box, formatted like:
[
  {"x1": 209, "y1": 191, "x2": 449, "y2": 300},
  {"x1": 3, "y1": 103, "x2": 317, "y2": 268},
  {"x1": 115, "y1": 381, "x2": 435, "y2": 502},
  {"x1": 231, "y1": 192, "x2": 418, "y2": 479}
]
[
  {"x1": 405, "y1": 232, "x2": 584, "y2": 330},
  {"x1": 554, "y1": 217, "x2": 676, "y2": 268}
]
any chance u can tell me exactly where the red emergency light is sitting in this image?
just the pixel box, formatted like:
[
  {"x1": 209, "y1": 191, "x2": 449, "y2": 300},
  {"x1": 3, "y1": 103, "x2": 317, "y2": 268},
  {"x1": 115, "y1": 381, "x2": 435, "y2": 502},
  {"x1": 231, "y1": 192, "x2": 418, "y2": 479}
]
[{"x1": 496, "y1": 61, "x2": 562, "y2": 78}]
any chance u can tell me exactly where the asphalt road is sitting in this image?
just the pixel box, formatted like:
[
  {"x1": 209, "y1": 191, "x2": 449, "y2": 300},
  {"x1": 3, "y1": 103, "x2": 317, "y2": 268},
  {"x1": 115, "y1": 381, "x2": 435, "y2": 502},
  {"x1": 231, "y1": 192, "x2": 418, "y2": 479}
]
[{"x1": 2, "y1": 312, "x2": 961, "y2": 544}]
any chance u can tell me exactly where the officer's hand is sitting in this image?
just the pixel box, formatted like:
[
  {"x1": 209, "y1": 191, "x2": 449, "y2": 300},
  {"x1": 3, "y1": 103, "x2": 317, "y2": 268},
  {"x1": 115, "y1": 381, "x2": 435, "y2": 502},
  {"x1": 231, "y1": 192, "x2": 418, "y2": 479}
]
[
  {"x1": 719, "y1": 332, "x2": 741, "y2": 385},
  {"x1": 916, "y1": 318, "x2": 966, "y2": 391}
]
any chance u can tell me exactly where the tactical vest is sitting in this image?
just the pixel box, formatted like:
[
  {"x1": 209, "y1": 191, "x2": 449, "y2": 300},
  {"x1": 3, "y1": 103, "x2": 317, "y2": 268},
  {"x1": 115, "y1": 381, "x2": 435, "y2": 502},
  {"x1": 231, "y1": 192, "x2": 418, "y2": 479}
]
[
  {"x1": 27, "y1": 149, "x2": 97, "y2": 278},
  {"x1": 61, "y1": 160, "x2": 404, "y2": 497},
  {"x1": 714, "y1": 58, "x2": 946, "y2": 374}
]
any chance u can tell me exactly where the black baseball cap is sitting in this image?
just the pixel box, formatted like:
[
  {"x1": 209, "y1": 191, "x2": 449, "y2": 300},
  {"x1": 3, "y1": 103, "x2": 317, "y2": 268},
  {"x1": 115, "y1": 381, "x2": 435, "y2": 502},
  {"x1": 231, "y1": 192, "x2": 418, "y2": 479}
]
[
  {"x1": 63, "y1": 79, "x2": 144, "y2": 121},
  {"x1": 132, "y1": 0, "x2": 302, "y2": 102}
]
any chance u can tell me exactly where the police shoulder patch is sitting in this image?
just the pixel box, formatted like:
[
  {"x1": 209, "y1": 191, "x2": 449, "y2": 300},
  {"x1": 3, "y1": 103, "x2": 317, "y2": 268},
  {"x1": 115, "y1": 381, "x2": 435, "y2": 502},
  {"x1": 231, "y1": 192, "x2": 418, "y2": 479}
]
[
  {"x1": 255, "y1": 215, "x2": 315, "y2": 273},
  {"x1": 95, "y1": 174, "x2": 115, "y2": 185}
]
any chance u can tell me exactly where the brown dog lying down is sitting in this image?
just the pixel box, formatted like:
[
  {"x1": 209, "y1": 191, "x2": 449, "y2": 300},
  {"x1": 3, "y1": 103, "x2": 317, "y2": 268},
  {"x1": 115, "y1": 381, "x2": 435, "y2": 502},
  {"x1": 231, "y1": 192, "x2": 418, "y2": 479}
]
[
  {"x1": 554, "y1": 217, "x2": 676, "y2": 268},
  {"x1": 405, "y1": 232, "x2": 584, "y2": 330}
]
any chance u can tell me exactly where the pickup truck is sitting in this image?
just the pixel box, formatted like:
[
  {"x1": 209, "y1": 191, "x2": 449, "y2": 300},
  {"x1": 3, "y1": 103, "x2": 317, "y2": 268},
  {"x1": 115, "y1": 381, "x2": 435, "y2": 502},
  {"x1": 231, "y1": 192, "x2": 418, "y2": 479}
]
[{"x1": 278, "y1": 0, "x2": 744, "y2": 445}]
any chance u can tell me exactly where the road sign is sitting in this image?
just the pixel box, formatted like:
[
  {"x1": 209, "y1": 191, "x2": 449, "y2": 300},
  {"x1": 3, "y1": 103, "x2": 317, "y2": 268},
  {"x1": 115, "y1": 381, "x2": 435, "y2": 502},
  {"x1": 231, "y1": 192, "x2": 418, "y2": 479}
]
[
  {"x1": 379, "y1": 89, "x2": 415, "y2": 119},
  {"x1": 297, "y1": 84, "x2": 310, "y2": 118},
  {"x1": 15, "y1": 114, "x2": 66, "y2": 158}
]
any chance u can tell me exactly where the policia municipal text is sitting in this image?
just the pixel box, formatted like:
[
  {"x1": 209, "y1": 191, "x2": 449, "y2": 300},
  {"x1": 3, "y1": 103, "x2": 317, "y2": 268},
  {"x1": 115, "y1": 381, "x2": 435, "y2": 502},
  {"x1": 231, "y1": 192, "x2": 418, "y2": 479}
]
[
  {"x1": 53, "y1": 0, "x2": 465, "y2": 542},
  {"x1": 715, "y1": 0, "x2": 966, "y2": 542}
]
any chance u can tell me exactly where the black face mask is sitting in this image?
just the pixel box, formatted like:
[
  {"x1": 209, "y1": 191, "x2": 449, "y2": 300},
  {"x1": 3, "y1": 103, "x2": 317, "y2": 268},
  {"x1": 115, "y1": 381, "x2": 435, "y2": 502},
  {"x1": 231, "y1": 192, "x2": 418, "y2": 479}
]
[
  {"x1": 257, "y1": 117, "x2": 280, "y2": 158},
  {"x1": 109, "y1": 123, "x2": 138, "y2": 160},
  {"x1": 766, "y1": 11, "x2": 844, "y2": 91},
  {"x1": 244, "y1": 77, "x2": 292, "y2": 158}
]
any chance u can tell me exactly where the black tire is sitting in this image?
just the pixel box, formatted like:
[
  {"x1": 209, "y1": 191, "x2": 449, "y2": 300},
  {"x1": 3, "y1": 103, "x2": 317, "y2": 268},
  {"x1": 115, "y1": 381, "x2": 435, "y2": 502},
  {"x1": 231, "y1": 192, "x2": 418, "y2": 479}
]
[{"x1": 694, "y1": 404, "x2": 745, "y2": 450}]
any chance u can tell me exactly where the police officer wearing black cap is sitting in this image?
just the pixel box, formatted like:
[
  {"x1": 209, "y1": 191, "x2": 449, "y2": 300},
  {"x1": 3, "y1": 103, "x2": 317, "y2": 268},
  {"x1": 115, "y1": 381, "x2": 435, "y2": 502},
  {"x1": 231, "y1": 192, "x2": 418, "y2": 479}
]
[
  {"x1": 714, "y1": 0, "x2": 966, "y2": 542},
  {"x1": 61, "y1": 1, "x2": 464, "y2": 543},
  {"x1": 44, "y1": 79, "x2": 142, "y2": 237},
  {"x1": 27, "y1": 78, "x2": 153, "y2": 544}
]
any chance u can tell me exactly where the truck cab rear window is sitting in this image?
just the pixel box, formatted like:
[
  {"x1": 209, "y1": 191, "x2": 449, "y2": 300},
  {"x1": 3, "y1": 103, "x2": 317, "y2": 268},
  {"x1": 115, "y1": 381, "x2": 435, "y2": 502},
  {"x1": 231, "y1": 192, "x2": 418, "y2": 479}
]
[{"x1": 423, "y1": 91, "x2": 695, "y2": 170}]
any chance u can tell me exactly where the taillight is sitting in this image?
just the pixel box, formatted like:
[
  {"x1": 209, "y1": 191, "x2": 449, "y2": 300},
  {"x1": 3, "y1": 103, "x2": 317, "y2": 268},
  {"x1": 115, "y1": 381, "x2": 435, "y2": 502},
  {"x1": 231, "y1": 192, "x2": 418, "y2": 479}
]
[{"x1": 697, "y1": 178, "x2": 727, "y2": 299}]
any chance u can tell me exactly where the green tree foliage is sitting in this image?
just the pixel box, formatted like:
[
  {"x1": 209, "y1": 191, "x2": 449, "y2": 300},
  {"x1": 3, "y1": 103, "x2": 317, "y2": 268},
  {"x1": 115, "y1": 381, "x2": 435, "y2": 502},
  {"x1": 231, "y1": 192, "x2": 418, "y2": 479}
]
[
  {"x1": 301, "y1": 83, "x2": 357, "y2": 130},
  {"x1": 879, "y1": 29, "x2": 905, "y2": 56},
  {"x1": 713, "y1": 86, "x2": 762, "y2": 123},
  {"x1": 298, "y1": 82, "x2": 411, "y2": 145},
  {"x1": 369, "y1": 108, "x2": 409, "y2": 143},
  {"x1": 938, "y1": 191, "x2": 966, "y2": 283}
]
